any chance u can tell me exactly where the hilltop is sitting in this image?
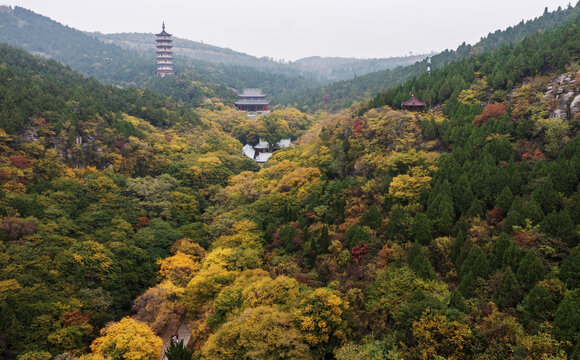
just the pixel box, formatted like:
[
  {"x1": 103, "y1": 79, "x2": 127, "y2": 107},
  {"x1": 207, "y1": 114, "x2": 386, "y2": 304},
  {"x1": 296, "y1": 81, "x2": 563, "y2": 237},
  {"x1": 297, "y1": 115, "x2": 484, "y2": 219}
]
[{"x1": 275, "y1": 2, "x2": 580, "y2": 112}]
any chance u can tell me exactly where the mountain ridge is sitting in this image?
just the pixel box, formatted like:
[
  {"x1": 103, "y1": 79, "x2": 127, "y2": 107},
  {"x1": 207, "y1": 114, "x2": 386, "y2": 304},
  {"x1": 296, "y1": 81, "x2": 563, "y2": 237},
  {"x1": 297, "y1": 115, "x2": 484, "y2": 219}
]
[{"x1": 91, "y1": 31, "x2": 427, "y2": 82}]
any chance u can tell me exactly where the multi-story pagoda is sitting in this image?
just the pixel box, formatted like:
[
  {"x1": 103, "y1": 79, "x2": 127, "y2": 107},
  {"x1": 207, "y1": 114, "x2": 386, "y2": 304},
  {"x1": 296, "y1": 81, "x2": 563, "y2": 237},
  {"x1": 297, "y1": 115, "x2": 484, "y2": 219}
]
[
  {"x1": 234, "y1": 88, "x2": 270, "y2": 116},
  {"x1": 155, "y1": 22, "x2": 174, "y2": 76}
]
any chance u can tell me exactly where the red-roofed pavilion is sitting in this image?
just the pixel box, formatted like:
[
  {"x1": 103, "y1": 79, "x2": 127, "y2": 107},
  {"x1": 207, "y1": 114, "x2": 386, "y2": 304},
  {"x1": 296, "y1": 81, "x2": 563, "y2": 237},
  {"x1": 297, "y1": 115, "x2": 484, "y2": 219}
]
[{"x1": 401, "y1": 94, "x2": 426, "y2": 111}]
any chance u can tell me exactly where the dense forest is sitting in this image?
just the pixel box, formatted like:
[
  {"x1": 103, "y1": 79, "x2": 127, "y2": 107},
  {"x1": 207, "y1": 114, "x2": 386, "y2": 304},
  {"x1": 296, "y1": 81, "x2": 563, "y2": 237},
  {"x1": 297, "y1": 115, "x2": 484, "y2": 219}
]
[
  {"x1": 274, "y1": 2, "x2": 580, "y2": 112},
  {"x1": 1, "y1": 2, "x2": 580, "y2": 360}
]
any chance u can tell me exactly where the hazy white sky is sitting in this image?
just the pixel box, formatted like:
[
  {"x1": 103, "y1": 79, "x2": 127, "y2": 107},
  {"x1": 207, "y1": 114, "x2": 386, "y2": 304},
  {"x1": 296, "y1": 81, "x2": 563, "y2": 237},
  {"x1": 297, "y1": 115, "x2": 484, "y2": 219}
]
[{"x1": 4, "y1": 0, "x2": 576, "y2": 61}]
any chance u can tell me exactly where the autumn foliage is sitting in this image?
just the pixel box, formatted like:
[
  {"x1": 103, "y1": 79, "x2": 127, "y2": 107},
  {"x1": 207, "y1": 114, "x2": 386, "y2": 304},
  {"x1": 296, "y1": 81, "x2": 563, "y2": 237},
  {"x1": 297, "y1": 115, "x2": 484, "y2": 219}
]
[
  {"x1": 89, "y1": 317, "x2": 162, "y2": 360},
  {"x1": 473, "y1": 102, "x2": 508, "y2": 126}
]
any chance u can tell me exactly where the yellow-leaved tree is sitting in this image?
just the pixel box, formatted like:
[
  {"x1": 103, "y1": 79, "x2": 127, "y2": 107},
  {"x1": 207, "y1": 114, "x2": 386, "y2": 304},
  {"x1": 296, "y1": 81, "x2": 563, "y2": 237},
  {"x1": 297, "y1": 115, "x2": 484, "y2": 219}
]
[
  {"x1": 157, "y1": 251, "x2": 201, "y2": 286},
  {"x1": 201, "y1": 306, "x2": 311, "y2": 360},
  {"x1": 295, "y1": 288, "x2": 350, "y2": 356},
  {"x1": 89, "y1": 317, "x2": 162, "y2": 360},
  {"x1": 388, "y1": 166, "x2": 433, "y2": 204},
  {"x1": 410, "y1": 311, "x2": 472, "y2": 359}
]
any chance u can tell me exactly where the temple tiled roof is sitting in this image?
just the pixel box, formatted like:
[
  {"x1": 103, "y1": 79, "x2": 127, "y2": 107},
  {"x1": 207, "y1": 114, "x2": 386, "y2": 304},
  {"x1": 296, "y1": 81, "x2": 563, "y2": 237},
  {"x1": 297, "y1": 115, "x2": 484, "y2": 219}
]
[
  {"x1": 242, "y1": 144, "x2": 273, "y2": 163},
  {"x1": 239, "y1": 88, "x2": 265, "y2": 97},
  {"x1": 254, "y1": 139, "x2": 270, "y2": 149}
]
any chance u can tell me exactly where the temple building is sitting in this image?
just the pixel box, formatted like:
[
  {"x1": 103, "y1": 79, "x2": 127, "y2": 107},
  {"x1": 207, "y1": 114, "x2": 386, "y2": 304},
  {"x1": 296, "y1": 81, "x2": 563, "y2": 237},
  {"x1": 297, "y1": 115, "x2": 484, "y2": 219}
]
[
  {"x1": 234, "y1": 88, "x2": 270, "y2": 116},
  {"x1": 401, "y1": 94, "x2": 426, "y2": 111},
  {"x1": 156, "y1": 22, "x2": 174, "y2": 76},
  {"x1": 242, "y1": 138, "x2": 292, "y2": 163}
]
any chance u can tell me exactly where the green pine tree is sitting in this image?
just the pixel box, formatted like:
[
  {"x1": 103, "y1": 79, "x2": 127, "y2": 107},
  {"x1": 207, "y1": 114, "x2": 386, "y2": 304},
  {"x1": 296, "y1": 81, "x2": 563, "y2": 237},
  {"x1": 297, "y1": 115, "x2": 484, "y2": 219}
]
[
  {"x1": 360, "y1": 205, "x2": 382, "y2": 230},
  {"x1": 467, "y1": 198, "x2": 484, "y2": 219},
  {"x1": 456, "y1": 237, "x2": 474, "y2": 269},
  {"x1": 522, "y1": 199, "x2": 544, "y2": 224},
  {"x1": 428, "y1": 191, "x2": 455, "y2": 235},
  {"x1": 453, "y1": 176, "x2": 474, "y2": 215},
  {"x1": 560, "y1": 247, "x2": 580, "y2": 289},
  {"x1": 319, "y1": 225, "x2": 330, "y2": 254},
  {"x1": 556, "y1": 209, "x2": 577, "y2": 246},
  {"x1": 460, "y1": 270, "x2": 477, "y2": 298},
  {"x1": 460, "y1": 246, "x2": 491, "y2": 280},
  {"x1": 408, "y1": 243, "x2": 436, "y2": 280},
  {"x1": 346, "y1": 225, "x2": 370, "y2": 248},
  {"x1": 448, "y1": 289, "x2": 468, "y2": 312},
  {"x1": 494, "y1": 267, "x2": 521, "y2": 308},
  {"x1": 453, "y1": 217, "x2": 469, "y2": 238},
  {"x1": 502, "y1": 240, "x2": 522, "y2": 272},
  {"x1": 496, "y1": 186, "x2": 513, "y2": 214},
  {"x1": 503, "y1": 209, "x2": 525, "y2": 234},
  {"x1": 410, "y1": 213, "x2": 433, "y2": 245},
  {"x1": 490, "y1": 233, "x2": 511, "y2": 269},
  {"x1": 522, "y1": 283, "x2": 560, "y2": 333},
  {"x1": 516, "y1": 250, "x2": 545, "y2": 291},
  {"x1": 533, "y1": 178, "x2": 558, "y2": 214},
  {"x1": 384, "y1": 205, "x2": 409, "y2": 241},
  {"x1": 422, "y1": 118, "x2": 437, "y2": 140},
  {"x1": 554, "y1": 289, "x2": 580, "y2": 354},
  {"x1": 450, "y1": 230, "x2": 466, "y2": 264}
]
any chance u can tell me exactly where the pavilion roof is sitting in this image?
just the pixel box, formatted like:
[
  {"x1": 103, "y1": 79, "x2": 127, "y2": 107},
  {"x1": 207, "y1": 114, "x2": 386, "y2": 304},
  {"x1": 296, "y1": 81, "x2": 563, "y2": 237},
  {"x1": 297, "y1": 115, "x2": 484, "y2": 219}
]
[
  {"x1": 401, "y1": 94, "x2": 426, "y2": 107},
  {"x1": 239, "y1": 88, "x2": 266, "y2": 97}
]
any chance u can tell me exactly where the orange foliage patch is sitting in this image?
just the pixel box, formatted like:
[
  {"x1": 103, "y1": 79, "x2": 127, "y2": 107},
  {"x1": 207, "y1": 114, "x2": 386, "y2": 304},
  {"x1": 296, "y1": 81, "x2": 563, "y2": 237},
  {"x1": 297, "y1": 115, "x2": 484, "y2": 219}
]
[
  {"x1": 474, "y1": 103, "x2": 508, "y2": 127},
  {"x1": 521, "y1": 148, "x2": 545, "y2": 160},
  {"x1": 63, "y1": 310, "x2": 90, "y2": 326}
]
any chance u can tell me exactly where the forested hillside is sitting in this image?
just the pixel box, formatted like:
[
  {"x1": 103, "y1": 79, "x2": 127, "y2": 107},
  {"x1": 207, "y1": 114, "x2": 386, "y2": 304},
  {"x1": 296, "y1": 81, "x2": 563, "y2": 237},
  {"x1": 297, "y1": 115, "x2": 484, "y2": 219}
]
[
  {"x1": 1, "y1": 3, "x2": 580, "y2": 360},
  {"x1": 0, "y1": 43, "x2": 260, "y2": 358},
  {"x1": 126, "y1": 19, "x2": 580, "y2": 360},
  {"x1": 275, "y1": 2, "x2": 580, "y2": 112}
]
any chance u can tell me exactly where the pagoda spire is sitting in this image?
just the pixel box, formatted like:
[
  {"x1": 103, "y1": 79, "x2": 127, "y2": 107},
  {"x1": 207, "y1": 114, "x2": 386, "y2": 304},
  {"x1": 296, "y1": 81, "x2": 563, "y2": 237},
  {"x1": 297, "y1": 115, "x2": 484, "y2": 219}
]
[{"x1": 155, "y1": 22, "x2": 174, "y2": 77}]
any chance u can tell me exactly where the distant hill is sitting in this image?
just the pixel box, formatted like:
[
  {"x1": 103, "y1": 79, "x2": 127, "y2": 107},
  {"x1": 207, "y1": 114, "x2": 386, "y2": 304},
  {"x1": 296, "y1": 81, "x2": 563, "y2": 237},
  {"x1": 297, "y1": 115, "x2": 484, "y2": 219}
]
[
  {"x1": 0, "y1": 5, "x2": 150, "y2": 86},
  {"x1": 91, "y1": 31, "x2": 291, "y2": 73},
  {"x1": 0, "y1": 6, "x2": 314, "y2": 102},
  {"x1": 291, "y1": 55, "x2": 427, "y2": 81},
  {"x1": 275, "y1": 2, "x2": 580, "y2": 112},
  {"x1": 91, "y1": 32, "x2": 427, "y2": 82}
]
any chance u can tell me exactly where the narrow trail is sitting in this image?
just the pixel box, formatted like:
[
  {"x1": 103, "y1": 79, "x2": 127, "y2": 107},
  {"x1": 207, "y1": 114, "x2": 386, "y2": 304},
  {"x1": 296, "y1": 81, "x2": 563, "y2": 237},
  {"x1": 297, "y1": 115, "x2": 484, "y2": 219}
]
[{"x1": 159, "y1": 318, "x2": 192, "y2": 360}]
